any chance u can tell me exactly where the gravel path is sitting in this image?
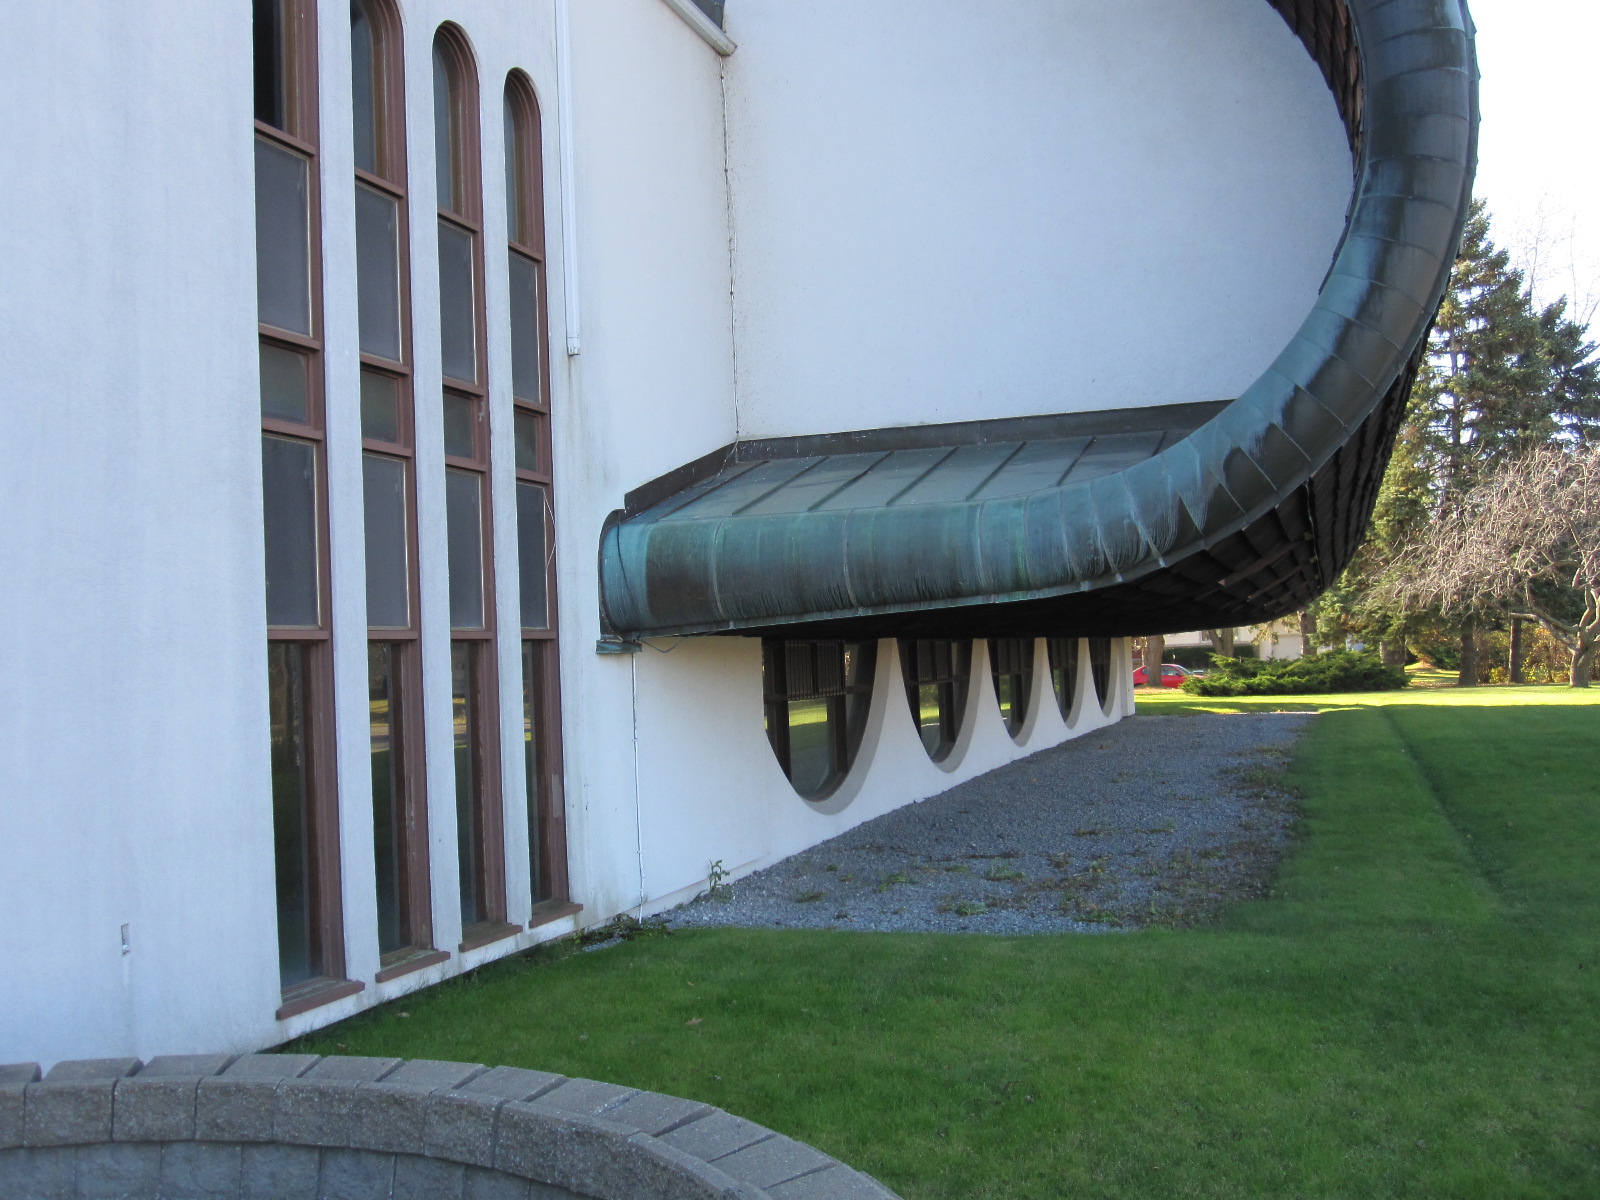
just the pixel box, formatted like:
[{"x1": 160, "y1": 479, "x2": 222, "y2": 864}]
[{"x1": 667, "y1": 711, "x2": 1313, "y2": 935}]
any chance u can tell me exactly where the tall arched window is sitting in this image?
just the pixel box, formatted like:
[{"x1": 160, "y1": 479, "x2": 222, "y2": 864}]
[
  {"x1": 1088, "y1": 637, "x2": 1114, "y2": 713},
  {"x1": 1047, "y1": 636, "x2": 1079, "y2": 721},
  {"x1": 900, "y1": 639, "x2": 970, "y2": 762},
  {"x1": 434, "y1": 26, "x2": 507, "y2": 944},
  {"x1": 763, "y1": 641, "x2": 876, "y2": 800},
  {"x1": 988, "y1": 638, "x2": 1034, "y2": 739},
  {"x1": 504, "y1": 71, "x2": 570, "y2": 915},
  {"x1": 254, "y1": 0, "x2": 355, "y2": 1013},
  {"x1": 351, "y1": 0, "x2": 441, "y2": 979}
]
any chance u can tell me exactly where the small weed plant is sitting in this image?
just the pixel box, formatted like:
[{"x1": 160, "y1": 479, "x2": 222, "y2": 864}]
[
  {"x1": 704, "y1": 859, "x2": 733, "y2": 904},
  {"x1": 936, "y1": 894, "x2": 989, "y2": 917}
]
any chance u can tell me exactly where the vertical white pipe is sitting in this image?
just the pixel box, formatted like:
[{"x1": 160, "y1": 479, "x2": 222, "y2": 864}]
[{"x1": 555, "y1": 0, "x2": 581, "y2": 355}]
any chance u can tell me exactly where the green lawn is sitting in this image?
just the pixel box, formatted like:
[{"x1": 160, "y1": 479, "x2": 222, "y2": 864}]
[{"x1": 286, "y1": 685, "x2": 1600, "y2": 1199}]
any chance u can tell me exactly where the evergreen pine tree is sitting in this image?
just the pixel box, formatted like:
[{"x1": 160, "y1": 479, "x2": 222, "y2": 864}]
[
  {"x1": 1315, "y1": 201, "x2": 1600, "y2": 681},
  {"x1": 1414, "y1": 200, "x2": 1550, "y2": 499},
  {"x1": 1538, "y1": 296, "x2": 1600, "y2": 443}
]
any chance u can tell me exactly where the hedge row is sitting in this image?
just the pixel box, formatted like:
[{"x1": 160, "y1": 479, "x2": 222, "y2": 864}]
[{"x1": 1182, "y1": 650, "x2": 1409, "y2": 696}]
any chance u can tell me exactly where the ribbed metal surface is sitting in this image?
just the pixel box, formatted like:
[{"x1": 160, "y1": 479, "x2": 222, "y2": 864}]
[{"x1": 599, "y1": 0, "x2": 1478, "y2": 639}]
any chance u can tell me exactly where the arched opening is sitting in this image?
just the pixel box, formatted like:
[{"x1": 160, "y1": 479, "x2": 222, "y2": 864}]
[
  {"x1": 763, "y1": 640, "x2": 877, "y2": 800},
  {"x1": 900, "y1": 639, "x2": 972, "y2": 762},
  {"x1": 989, "y1": 638, "x2": 1035, "y2": 740}
]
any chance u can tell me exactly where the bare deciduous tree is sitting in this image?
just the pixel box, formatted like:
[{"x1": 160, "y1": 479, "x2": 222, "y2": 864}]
[{"x1": 1387, "y1": 444, "x2": 1600, "y2": 686}]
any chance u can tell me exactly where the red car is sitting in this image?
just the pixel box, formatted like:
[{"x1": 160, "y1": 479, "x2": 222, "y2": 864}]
[{"x1": 1132, "y1": 663, "x2": 1194, "y2": 688}]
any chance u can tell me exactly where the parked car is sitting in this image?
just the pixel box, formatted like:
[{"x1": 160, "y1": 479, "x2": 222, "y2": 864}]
[{"x1": 1132, "y1": 663, "x2": 1194, "y2": 688}]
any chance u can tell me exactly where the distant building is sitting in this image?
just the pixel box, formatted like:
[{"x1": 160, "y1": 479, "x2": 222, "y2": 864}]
[
  {"x1": 0, "y1": 0, "x2": 1476, "y2": 1065},
  {"x1": 1166, "y1": 620, "x2": 1312, "y2": 663}
]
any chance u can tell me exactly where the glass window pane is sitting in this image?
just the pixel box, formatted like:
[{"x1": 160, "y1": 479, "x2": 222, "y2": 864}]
[
  {"x1": 917, "y1": 681, "x2": 941, "y2": 757},
  {"x1": 1050, "y1": 636, "x2": 1080, "y2": 718},
  {"x1": 351, "y1": 1, "x2": 378, "y2": 175},
  {"x1": 901, "y1": 638, "x2": 967, "y2": 762},
  {"x1": 261, "y1": 435, "x2": 320, "y2": 628},
  {"x1": 990, "y1": 638, "x2": 1033, "y2": 737},
  {"x1": 356, "y1": 183, "x2": 403, "y2": 360},
  {"x1": 433, "y1": 43, "x2": 456, "y2": 213},
  {"x1": 844, "y1": 642, "x2": 869, "y2": 687},
  {"x1": 369, "y1": 643, "x2": 407, "y2": 955},
  {"x1": 517, "y1": 481, "x2": 549, "y2": 630},
  {"x1": 514, "y1": 410, "x2": 540, "y2": 473},
  {"x1": 764, "y1": 640, "x2": 876, "y2": 799},
  {"x1": 452, "y1": 642, "x2": 484, "y2": 926},
  {"x1": 445, "y1": 468, "x2": 484, "y2": 629},
  {"x1": 360, "y1": 371, "x2": 401, "y2": 442},
  {"x1": 522, "y1": 642, "x2": 548, "y2": 903},
  {"x1": 438, "y1": 220, "x2": 477, "y2": 383},
  {"x1": 1090, "y1": 637, "x2": 1112, "y2": 710},
  {"x1": 844, "y1": 674, "x2": 873, "y2": 758},
  {"x1": 260, "y1": 342, "x2": 310, "y2": 424},
  {"x1": 253, "y1": 0, "x2": 290, "y2": 131},
  {"x1": 255, "y1": 138, "x2": 313, "y2": 336},
  {"x1": 504, "y1": 93, "x2": 524, "y2": 246},
  {"x1": 509, "y1": 251, "x2": 541, "y2": 401},
  {"x1": 269, "y1": 641, "x2": 320, "y2": 987},
  {"x1": 443, "y1": 392, "x2": 477, "y2": 458},
  {"x1": 786, "y1": 696, "x2": 832, "y2": 798},
  {"x1": 362, "y1": 453, "x2": 410, "y2": 629}
]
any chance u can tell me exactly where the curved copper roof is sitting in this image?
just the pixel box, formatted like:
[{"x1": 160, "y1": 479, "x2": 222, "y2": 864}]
[{"x1": 599, "y1": 0, "x2": 1478, "y2": 639}]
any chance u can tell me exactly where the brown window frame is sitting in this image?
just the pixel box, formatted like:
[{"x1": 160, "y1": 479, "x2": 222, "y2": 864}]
[
  {"x1": 255, "y1": 0, "x2": 362, "y2": 1019},
  {"x1": 350, "y1": 0, "x2": 447, "y2": 983},
  {"x1": 899, "y1": 639, "x2": 971, "y2": 763},
  {"x1": 1046, "y1": 636, "x2": 1080, "y2": 721},
  {"x1": 434, "y1": 24, "x2": 513, "y2": 951},
  {"x1": 988, "y1": 637, "x2": 1035, "y2": 740},
  {"x1": 504, "y1": 71, "x2": 573, "y2": 923}
]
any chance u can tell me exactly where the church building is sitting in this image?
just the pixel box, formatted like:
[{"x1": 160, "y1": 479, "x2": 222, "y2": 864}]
[{"x1": 0, "y1": 0, "x2": 1476, "y2": 1066}]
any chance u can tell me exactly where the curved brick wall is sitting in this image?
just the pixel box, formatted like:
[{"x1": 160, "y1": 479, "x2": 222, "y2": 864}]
[{"x1": 0, "y1": 1055, "x2": 900, "y2": 1199}]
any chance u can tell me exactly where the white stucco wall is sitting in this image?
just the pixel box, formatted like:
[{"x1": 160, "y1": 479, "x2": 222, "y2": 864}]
[
  {"x1": 721, "y1": 0, "x2": 1353, "y2": 438},
  {"x1": 555, "y1": 0, "x2": 740, "y2": 927},
  {"x1": 2, "y1": 0, "x2": 1185, "y2": 1069},
  {"x1": 0, "y1": 1, "x2": 279, "y2": 1066},
  {"x1": 628, "y1": 637, "x2": 1132, "y2": 913},
  {"x1": 0, "y1": 0, "x2": 595, "y2": 1066},
  {"x1": 0, "y1": 0, "x2": 747, "y2": 1067}
]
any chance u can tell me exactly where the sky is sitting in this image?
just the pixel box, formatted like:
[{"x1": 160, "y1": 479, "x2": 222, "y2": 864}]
[{"x1": 1466, "y1": 0, "x2": 1600, "y2": 327}]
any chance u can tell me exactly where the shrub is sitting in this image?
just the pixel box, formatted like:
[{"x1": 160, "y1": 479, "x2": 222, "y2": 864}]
[{"x1": 1182, "y1": 650, "x2": 1408, "y2": 696}]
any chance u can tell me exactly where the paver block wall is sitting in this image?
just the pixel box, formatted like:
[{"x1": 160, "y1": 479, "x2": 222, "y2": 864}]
[{"x1": 0, "y1": 1056, "x2": 900, "y2": 1200}]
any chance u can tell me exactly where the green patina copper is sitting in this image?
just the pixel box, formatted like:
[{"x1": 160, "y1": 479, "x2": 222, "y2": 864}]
[{"x1": 600, "y1": 0, "x2": 1478, "y2": 640}]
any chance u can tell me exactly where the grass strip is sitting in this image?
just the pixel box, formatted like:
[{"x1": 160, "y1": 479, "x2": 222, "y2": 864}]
[{"x1": 286, "y1": 686, "x2": 1600, "y2": 1198}]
